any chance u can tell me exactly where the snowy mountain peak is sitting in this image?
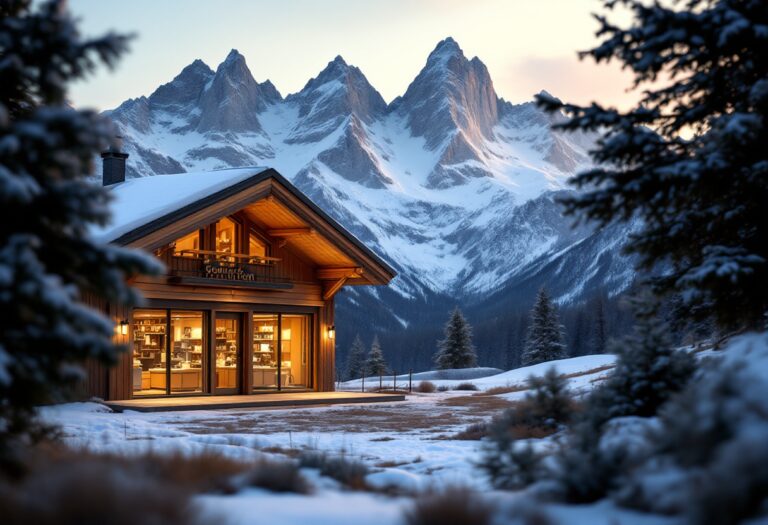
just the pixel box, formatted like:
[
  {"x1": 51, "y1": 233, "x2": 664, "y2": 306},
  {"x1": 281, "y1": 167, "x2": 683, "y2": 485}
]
[
  {"x1": 285, "y1": 56, "x2": 386, "y2": 144},
  {"x1": 425, "y1": 36, "x2": 464, "y2": 65}
]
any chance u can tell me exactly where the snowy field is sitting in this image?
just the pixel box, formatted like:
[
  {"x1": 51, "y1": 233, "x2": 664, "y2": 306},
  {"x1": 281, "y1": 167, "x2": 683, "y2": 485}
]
[{"x1": 41, "y1": 355, "x2": 681, "y2": 525}]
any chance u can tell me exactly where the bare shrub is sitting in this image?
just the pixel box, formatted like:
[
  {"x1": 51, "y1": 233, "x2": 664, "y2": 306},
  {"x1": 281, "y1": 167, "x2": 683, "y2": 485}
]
[
  {"x1": 404, "y1": 485, "x2": 494, "y2": 525},
  {"x1": 0, "y1": 453, "x2": 207, "y2": 525},
  {"x1": 298, "y1": 450, "x2": 370, "y2": 490},
  {"x1": 437, "y1": 385, "x2": 451, "y2": 392},
  {"x1": 417, "y1": 381, "x2": 437, "y2": 393},
  {"x1": 454, "y1": 382, "x2": 479, "y2": 391}
]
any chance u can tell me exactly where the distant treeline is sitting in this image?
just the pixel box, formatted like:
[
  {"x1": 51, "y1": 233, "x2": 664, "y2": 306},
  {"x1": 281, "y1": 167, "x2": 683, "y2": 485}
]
[{"x1": 335, "y1": 286, "x2": 639, "y2": 376}]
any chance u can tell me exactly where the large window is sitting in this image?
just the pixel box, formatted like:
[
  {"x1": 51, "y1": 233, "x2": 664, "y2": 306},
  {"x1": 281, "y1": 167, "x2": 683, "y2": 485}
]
[{"x1": 132, "y1": 309, "x2": 205, "y2": 396}]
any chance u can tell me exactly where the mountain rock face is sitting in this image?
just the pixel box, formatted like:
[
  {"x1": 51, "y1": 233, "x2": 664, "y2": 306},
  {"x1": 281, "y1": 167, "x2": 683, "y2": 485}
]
[{"x1": 104, "y1": 38, "x2": 635, "y2": 333}]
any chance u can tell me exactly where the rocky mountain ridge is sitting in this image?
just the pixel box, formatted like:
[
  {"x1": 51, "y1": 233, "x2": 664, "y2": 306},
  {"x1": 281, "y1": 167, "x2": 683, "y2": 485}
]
[{"x1": 105, "y1": 37, "x2": 635, "y2": 329}]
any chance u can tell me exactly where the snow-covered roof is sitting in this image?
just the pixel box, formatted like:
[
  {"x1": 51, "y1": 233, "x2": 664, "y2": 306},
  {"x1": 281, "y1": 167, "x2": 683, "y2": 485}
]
[
  {"x1": 91, "y1": 167, "x2": 269, "y2": 243},
  {"x1": 89, "y1": 166, "x2": 397, "y2": 281}
]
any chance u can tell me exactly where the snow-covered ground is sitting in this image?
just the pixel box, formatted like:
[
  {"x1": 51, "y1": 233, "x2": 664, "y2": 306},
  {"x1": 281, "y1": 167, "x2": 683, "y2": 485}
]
[{"x1": 40, "y1": 354, "x2": 681, "y2": 525}]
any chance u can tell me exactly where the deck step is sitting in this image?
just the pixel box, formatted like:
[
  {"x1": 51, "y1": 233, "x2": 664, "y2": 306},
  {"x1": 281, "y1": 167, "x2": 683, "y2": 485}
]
[{"x1": 104, "y1": 391, "x2": 406, "y2": 413}]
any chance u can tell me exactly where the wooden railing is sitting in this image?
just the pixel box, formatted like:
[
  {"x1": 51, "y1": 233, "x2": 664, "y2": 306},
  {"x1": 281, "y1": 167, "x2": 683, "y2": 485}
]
[{"x1": 166, "y1": 251, "x2": 291, "y2": 286}]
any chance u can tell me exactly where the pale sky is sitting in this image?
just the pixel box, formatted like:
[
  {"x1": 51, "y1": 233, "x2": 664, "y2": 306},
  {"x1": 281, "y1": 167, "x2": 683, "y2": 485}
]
[{"x1": 69, "y1": 0, "x2": 637, "y2": 111}]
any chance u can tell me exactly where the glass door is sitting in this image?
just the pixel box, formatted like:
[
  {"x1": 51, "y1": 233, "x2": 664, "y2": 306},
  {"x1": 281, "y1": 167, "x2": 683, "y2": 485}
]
[
  {"x1": 214, "y1": 313, "x2": 241, "y2": 394},
  {"x1": 252, "y1": 314, "x2": 279, "y2": 391},
  {"x1": 280, "y1": 314, "x2": 311, "y2": 390},
  {"x1": 252, "y1": 313, "x2": 313, "y2": 392},
  {"x1": 170, "y1": 310, "x2": 204, "y2": 395},
  {"x1": 132, "y1": 309, "x2": 168, "y2": 397}
]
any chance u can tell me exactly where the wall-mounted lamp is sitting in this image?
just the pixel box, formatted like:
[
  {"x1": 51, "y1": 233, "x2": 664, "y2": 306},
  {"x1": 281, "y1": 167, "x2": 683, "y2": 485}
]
[
  {"x1": 327, "y1": 325, "x2": 335, "y2": 340},
  {"x1": 119, "y1": 319, "x2": 129, "y2": 336}
]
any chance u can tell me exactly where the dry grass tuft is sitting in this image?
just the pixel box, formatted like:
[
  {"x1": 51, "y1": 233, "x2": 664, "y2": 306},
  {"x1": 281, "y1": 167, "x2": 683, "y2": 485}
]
[
  {"x1": 244, "y1": 458, "x2": 311, "y2": 494},
  {"x1": 298, "y1": 450, "x2": 370, "y2": 490},
  {"x1": 417, "y1": 381, "x2": 437, "y2": 393},
  {"x1": 451, "y1": 421, "x2": 489, "y2": 441},
  {"x1": 403, "y1": 485, "x2": 495, "y2": 525},
  {"x1": 454, "y1": 382, "x2": 479, "y2": 391},
  {"x1": 483, "y1": 384, "x2": 528, "y2": 396}
]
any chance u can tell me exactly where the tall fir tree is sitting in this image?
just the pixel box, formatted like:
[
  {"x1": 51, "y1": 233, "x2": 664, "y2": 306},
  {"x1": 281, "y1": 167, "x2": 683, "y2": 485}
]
[
  {"x1": 0, "y1": 0, "x2": 160, "y2": 472},
  {"x1": 344, "y1": 334, "x2": 366, "y2": 380},
  {"x1": 434, "y1": 307, "x2": 477, "y2": 369},
  {"x1": 537, "y1": 0, "x2": 768, "y2": 330},
  {"x1": 365, "y1": 335, "x2": 388, "y2": 376},
  {"x1": 522, "y1": 288, "x2": 567, "y2": 366}
]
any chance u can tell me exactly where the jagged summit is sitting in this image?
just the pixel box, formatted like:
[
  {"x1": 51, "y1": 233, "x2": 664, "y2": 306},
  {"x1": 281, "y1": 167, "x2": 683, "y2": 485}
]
[
  {"x1": 285, "y1": 55, "x2": 386, "y2": 143},
  {"x1": 425, "y1": 36, "x2": 464, "y2": 65}
]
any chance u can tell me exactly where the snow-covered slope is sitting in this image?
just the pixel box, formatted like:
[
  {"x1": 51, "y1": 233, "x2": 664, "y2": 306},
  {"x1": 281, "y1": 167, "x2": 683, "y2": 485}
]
[{"x1": 105, "y1": 37, "x2": 635, "y2": 320}]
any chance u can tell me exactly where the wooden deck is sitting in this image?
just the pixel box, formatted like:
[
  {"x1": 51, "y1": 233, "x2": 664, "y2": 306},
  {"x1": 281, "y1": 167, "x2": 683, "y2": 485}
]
[{"x1": 104, "y1": 391, "x2": 406, "y2": 413}]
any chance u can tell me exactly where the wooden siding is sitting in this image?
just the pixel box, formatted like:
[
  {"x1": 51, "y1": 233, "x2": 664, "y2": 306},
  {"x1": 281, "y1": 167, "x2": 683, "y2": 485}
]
[
  {"x1": 80, "y1": 292, "x2": 132, "y2": 401},
  {"x1": 316, "y1": 298, "x2": 336, "y2": 392}
]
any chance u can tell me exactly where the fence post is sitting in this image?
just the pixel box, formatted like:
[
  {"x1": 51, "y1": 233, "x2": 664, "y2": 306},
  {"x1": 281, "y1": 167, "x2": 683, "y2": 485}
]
[
  {"x1": 379, "y1": 372, "x2": 383, "y2": 391},
  {"x1": 393, "y1": 370, "x2": 397, "y2": 392},
  {"x1": 409, "y1": 369, "x2": 413, "y2": 393},
  {"x1": 361, "y1": 370, "x2": 365, "y2": 393}
]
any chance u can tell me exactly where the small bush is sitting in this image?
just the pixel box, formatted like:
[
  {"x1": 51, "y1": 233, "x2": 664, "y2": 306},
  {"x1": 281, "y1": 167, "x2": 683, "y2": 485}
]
[
  {"x1": 417, "y1": 381, "x2": 437, "y2": 393},
  {"x1": 403, "y1": 486, "x2": 494, "y2": 525},
  {"x1": 482, "y1": 367, "x2": 575, "y2": 489},
  {"x1": 481, "y1": 439, "x2": 546, "y2": 491},
  {"x1": 298, "y1": 450, "x2": 370, "y2": 490},
  {"x1": 437, "y1": 385, "x2": 451, "y2": 392},
  {"x1": 454, "y1": 382, "x2": 479, "y2": 391}
]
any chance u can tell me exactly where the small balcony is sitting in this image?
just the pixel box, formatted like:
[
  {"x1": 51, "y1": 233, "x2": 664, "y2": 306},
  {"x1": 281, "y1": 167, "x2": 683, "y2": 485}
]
[{"x1": 164, "y1": 250, "x2": 293, "y2": 289}]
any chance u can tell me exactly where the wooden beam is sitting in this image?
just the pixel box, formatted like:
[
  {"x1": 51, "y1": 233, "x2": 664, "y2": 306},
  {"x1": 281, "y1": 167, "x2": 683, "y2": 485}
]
[
  {"x1": 317, "y1": 267, "x2": 364, "y2": 280},
  {"x1": 268, "y1": 228, "x2": 314, "y2": 238},
  {"x1": 322, "y1": 277, "x2": 348, "y2": 301}
]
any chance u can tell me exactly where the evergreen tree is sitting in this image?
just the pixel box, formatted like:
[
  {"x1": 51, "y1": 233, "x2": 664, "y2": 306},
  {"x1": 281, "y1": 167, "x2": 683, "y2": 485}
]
[
  {"x1": 521, "y1": 288, "x2": 567, "y2": 366},
  {"x1": 344, "y1": 334, "x2": 366, "y2": 380},
  {"x1": 434, "y1": 307, "x2": 477, "y2": 370},
  {"x1": 590, "y1": 295, "x2": 696, "y2": 422},
  {"x1": 537, "y1": 0, "x2": 768, "y2": 330},
  {"x1": 365, "y1": 335, "x2": 387, "y2": 376},
  {"x1": 0, "y1": 0, "x2": 160, "y2": 472}
]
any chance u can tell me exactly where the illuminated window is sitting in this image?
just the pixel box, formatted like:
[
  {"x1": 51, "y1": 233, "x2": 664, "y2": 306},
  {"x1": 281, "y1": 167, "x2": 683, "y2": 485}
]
[
  {"x1": 249, "y1": 231, "x2": 267, "y2": 261},
  {"x1": 216, "y1": 217, "x2": 239, "y2": 258},
  {"x1": 173, "y1": 230, "x2": 200, "y2": 257}
]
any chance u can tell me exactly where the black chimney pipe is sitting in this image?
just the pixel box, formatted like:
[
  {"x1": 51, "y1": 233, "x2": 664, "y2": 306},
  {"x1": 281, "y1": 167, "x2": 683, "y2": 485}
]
[{"x1": 101, "y1": 137, "x2": 128, "y2": 186}]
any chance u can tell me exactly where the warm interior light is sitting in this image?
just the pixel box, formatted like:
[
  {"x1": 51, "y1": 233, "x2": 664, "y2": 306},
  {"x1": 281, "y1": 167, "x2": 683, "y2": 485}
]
[
  {"x1": 281, "y1": 328, "x2": 292, "y2": 341},
  {"x1": 119, "y1": 319, "x2": 129, "y2": 336},
  {"x1": 327, "y1": 325, "x2": 335, "y2": 339}
]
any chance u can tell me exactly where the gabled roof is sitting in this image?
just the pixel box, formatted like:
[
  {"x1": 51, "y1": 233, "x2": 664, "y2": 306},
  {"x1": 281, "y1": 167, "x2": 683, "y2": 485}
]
[{"x1": 93, "y1": 167, "x2": 396, "y2": 284}]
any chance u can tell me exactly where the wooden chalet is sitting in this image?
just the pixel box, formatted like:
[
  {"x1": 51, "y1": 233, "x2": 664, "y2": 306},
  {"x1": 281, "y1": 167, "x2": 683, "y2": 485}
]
[{"x1": 86, "y1": 150, "x2": 396, "y2": 401}]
